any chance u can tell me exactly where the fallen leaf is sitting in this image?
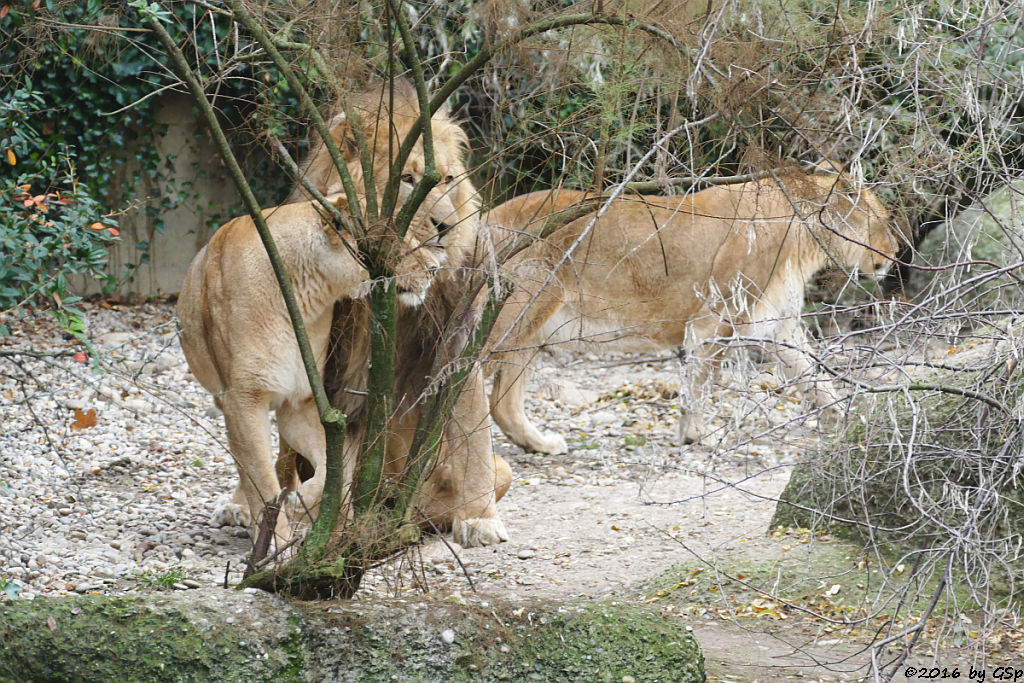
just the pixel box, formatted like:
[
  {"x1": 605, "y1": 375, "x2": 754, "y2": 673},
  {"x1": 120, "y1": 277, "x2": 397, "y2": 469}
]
[
  {"x1": 0, "y1": 6, "x2": 10, "y2": 20},
  {"x1": 32, "y1": 0, "x2": 40, "y2": 9},
  {"x1": 107, "y1": 227, "x2": 120, "y2": 237},
  {"x1": 46, "y1": 616, "x2": 57, "y2": 634},
  {"x1": 5, "y1": 149, "x2": 14, "y2": 165},
  {"x1": 73, "y1": 352, "x2": 88, "y2": 363},
  {"x1": 89, "y1": 222, "x2": 105, "y2": 231},
  {"x1": 72, "y1": 408, "x2": 97, "y2": 430}
]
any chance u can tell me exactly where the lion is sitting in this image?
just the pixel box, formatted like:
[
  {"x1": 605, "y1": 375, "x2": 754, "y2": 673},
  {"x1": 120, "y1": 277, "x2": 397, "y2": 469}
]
[
  {"x1": 277, "y1": 79, "x2": 511, "y2": 547},
  {"x1": 177, "y1": 80, "x2": 486, "y2": 545},
  {"x1": 177, "y1": 194, "x2": 441, "y2": 543},
  {"x1": 483, "y1": 171, "x2": 900, "y2": 452}
]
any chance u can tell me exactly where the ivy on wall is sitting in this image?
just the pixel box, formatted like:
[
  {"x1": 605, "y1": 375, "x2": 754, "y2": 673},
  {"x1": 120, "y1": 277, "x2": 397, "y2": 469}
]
[{"x1": 0, "y1": 0, "x2": 300, "y2": 320}]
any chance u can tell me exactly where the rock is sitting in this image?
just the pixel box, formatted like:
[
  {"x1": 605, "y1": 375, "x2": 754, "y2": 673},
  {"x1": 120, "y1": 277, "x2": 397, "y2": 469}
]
[
  {"x1": 536, "y1": 377, "x2": 600, "y2": 408},
  {"x1": 0, "y1": 590, "x2": 705, "y2": 682},
  {"x1": 418, "y1": 540, "x2": 462, "y2": 565},
  {"x1": 590, "y1": 410, "x2": 619, "y2": 426},
  {"x1": 96, "y1": 332, "x2": 133, "y2": 348},
  {"x1": 773, "y1": 337, "x2": 1024, "y2": 587},
  {"x1": 516, "y1": 548, "x2": 536, "y2": 560},
  {"x1": 909, "y1": 178, "x2": 1024, "y2": 309}
]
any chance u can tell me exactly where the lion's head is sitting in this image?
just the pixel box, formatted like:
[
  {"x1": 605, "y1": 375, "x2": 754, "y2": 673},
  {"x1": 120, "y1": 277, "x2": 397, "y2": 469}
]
[
  {"x1": 287, "y1": 78, "x2": 482, "y2": 275},
  {"x1": 808, "y1": 173, "x2": 901, "y2": 278}
]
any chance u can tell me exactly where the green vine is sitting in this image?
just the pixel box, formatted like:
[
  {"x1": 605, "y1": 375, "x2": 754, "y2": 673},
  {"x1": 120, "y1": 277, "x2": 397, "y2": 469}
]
[{"x1": 0, "y1": 0, "x2": 306, "y2": 321}]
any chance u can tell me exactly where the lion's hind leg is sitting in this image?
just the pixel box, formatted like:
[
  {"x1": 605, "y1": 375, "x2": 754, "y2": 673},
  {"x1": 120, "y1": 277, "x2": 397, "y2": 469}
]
[
  {"x1": 487, "y1": 283, "x2": 569, "y2": 455},
  {"x1": 276, "y1": 397, "x2": 328, "y2": 527},
  {"x1": 218, "y1": 392, "x2": 292, "y2": 545}
]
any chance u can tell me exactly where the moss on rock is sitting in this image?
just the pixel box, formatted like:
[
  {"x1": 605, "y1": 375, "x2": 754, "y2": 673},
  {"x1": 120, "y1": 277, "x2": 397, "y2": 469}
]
[
  {"x1": 0, "y1": 590, "x2": 702, "y2": 683},
  {"x1": 0, "y1": 589, "x2": 304, "y2": 683},
  {"x1": 772, "y1": 339, "x2": 1024, "y2": 594},
  {"x1": 909, "y1": 178, "x2": 1024, "y2": 309},
  {"x1": 492, "y1": 602, "x2": 703, "y2": 682}
]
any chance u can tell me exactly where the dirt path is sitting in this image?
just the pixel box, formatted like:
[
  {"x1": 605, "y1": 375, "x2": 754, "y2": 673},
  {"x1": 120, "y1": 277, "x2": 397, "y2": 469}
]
[{"x1": 1, "y1": 302, "x2": 915, "y2": 680}]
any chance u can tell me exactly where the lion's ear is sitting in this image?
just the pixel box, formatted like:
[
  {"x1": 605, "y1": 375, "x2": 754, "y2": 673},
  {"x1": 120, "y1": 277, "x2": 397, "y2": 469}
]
[
  {"x1": 330, "y1": 194, "x2": 350, "y2": 212},
  {"x1": 326, "y1": 111, "x2": 359, "y2": 160}
]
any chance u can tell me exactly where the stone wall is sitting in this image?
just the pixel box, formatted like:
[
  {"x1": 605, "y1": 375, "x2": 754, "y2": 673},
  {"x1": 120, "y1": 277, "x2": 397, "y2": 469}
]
[{"x1": 82, "y1": 93, "x2": 242, "y2": 297}]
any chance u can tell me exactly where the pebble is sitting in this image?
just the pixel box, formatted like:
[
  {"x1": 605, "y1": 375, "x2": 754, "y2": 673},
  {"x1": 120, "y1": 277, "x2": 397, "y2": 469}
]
[
  {"x1": 440, "y1": 629, "x2": 456, "y2": 645},
  {"x1": 1, "y1": 300, "x2": 809, "y2": 604},
  {"x1": 0, "y1": 303, "x2": 238, "y2": 598}
]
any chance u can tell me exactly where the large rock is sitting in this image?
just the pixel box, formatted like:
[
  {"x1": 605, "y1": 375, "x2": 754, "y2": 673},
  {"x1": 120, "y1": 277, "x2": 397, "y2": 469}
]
[
  {"x1": 773, "y1": 338, "x2": 1024, "y2": 587},
  {"x1": 0, "y1": 588, "x2": 704, "y2": 682},
  {"x1": 909, "y1": 179, "x2": 1024, "y2": 309}
]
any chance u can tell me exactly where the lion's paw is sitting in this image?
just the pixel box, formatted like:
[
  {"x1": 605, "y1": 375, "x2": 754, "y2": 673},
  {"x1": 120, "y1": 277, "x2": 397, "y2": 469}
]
[
  {"x1": 537, "y1": 432, "x2": 568, "y2": 455},
  {"x1": 211, "y1": 500, "x2": 251, "y2": 528},
  {"x1": 283, "y1": 490, "x2": 317, "y2": 526},
  {"x1": 454, "y1": 517, "x2": 509, "y2": 547},
  {"x1": 677, "y1": 410, "x2": 708, "y2": 445}
]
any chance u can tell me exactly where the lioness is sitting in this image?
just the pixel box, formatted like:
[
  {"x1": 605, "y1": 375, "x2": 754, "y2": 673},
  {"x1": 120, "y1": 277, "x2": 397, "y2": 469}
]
[
  {"x1": 177, "y1": 195, "x2": 441, "y2": 542},
  {"x1": 484, "y1": 172, "x2": 900, "y2": 452},
  {"x1": 279, "y1": 79, "x2": 511, "y2": 546}
]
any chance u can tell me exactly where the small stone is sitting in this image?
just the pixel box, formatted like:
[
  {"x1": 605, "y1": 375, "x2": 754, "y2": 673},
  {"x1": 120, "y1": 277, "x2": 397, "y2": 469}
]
[
  {"x1": 622, "y1": 677, "x2": 636, "y2": 683},
  {"x1": 440, "y1": 629, "x2": 455, "y2": 645},
  {"x1": 182, "y1": 579, "x2": 202, "y2": 589},
  {"x1": 97, "y1": 332, "x2": 133, "y2": 347},
  {"x1": 172, "y1": 583, "x2": 189, "y2": 591},
  {"x1": 516, "y1": 548, "x2": 535, "y2": 560}
]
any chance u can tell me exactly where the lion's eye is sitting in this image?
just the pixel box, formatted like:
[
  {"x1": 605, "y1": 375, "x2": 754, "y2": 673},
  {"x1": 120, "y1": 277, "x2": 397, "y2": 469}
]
[
  {"x1": 444, "y1": 175, "x2": 455, "y2": 185},
  {"x1": 401, "y1": 173, "x2": 415, "y2": 184}
]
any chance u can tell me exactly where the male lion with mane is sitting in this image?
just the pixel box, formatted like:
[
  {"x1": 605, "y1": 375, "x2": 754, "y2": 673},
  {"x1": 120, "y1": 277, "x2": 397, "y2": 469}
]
[
  {"x1": 484, "y1": 170, "x2": 900, "y2": 452},
  {"x1": 177, "y1": 79, "x2": 496, "y2": 545},
  {"x1": 283, "y1": 79, "x2": 511, "y2": 547}
]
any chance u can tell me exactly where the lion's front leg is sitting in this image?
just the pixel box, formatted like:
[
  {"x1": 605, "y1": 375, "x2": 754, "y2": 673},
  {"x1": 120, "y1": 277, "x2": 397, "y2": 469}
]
[{"x1": 447, "y1": 365, "x2": 510, "y2": 547}]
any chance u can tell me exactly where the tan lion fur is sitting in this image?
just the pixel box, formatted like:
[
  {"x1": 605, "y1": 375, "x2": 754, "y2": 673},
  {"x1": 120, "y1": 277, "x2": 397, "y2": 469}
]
[
  {"x1": 281, "y1": 79, "x2": 510, "y2": 547},
  {"x1": 178, "y1": 194, "x2": 440, "y2": 544},
  {"x1": 484, "y1": 172, "x2": 900, "y2": 452}
]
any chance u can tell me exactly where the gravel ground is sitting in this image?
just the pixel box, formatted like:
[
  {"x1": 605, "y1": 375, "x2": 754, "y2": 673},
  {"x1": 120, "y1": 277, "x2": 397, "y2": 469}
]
[{"x1": 0, "y1": 300, "x2": 813, "y2": 602}]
